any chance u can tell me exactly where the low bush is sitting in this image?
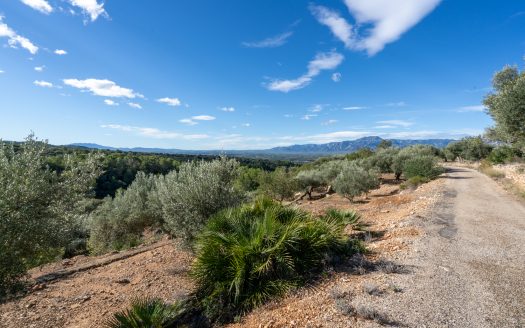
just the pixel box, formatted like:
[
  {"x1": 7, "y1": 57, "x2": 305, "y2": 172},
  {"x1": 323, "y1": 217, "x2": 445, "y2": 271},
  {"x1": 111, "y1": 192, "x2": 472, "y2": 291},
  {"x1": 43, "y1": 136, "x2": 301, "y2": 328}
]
[
  {"x1": 259, "y1": 167, "x2": 299, "y2": 201},
  {"x1": 445, "y1": 136, "x2": 493, "y2": 161},
  {"x1": 402, "y1": 155, "x2": 444, "y2": 180},
  {"x1": 157, "y1": 157, "x2": 243, "y2": 242},
  {"x1": 488, "y1": 146, "x2": 522, "y2": 164},
  {"x1": 479, "y1": 160, "x2": 506, "y2": 179},
  {"x1": 400, "y1": 176, "x2": 430, "y2": 190},
  {"x1": 191, "y1": 198, "x2": 362, "y2": 322},
  {"x1": 332, "y1": 162, "x2": 380, "y2": 201},
  {"x1": 88, "y1": 172, "x2": 162, "y2": 254},
  {"x1": 105, "y1": 297, "x2": 189, "y2": 328}
]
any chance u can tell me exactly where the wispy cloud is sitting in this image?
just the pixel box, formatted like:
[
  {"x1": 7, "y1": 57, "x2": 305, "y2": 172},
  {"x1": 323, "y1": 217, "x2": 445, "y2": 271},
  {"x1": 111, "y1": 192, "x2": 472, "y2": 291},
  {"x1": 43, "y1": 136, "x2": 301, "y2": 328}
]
[
  {"x1": 64, "y1": 78, "x2": 142, "y2": 98},
  {"x1": 157, "y1": 97, "x2": 181, "y2": 107},
  {"x1": 128, "y1": 102, "x2": 142, "y2": 109},
  {"x1": 376, "y1": 119, "x2": 413, "y2": 127},
  {"x1": 220, "y1": 106, "x2": 235, "y2": 112},
  {"x1": 342, "y1": 0, "x2": 441, "y2": 55},
  {"x1": 101, "y1": 124, "x2": 209, "y2": 140},
  {"x1": 34, "y1": 80, "x2": 53, "y2": 88},
  {"x1": 266, "y1": 50, "x2": 344, "y2": 92},
  {"x1": 0, "y1": 16, "x2": 38, "y2": 54},
  {"x1": 21, "y1": 0, "x2": 53, "y2": 14},
  {"x1": 385, "y1": 101, "x2": 406, "y2": 107},
  {"x1": 301, "y1": 114, "x2": 318, "y2": 120},
  {"x1": 243, "y1": 31, "x2": 293, "y2": 48},
  {"x1": 69, "y1": 0, "x2": 107, "y2": 22},
  {"x1": 311, "y1": 0, "x2": 441, "y2": 55},
  {"x1": 34, "y1": 65, "x2": 45, "y2": 72},
  {"x1": 104, "y1": 99, "x2": 118, "y2": 106},
  {"x1": 192, "y1": 115, "x2": 215, "y2": 121},
  {"x1": 309, "y1": 104, "x2": 326, "y2": 113},
  {"x1": 241, "y1": 123, "x2": 251, "y2": 127},
  {"x1": 180, "y1": 115, "x2": 216, "y2": 126},
  {"x1": 331, "y1": 72, "x2": 342, "y2": 82},
  {"x1": 322, "y1": 119, "x2": 338, "y2": 125},
  {"x1": 310, "y1": 5, "x2": 353, "y2": 48},
  {"x1": 54, "y1": 49, "x2": 67, "y2": 55},
  {"x1": 458, "y1": 105, "x2": 485, "y2": 112},
  {"x1": 343, "y1": 106, "x2": 367, "y2": 110}
]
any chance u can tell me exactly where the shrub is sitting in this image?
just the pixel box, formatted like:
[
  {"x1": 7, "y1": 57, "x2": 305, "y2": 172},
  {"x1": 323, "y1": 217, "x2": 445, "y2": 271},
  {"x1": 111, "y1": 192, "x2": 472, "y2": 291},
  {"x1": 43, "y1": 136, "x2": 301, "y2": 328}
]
[
  {"x1": 332, "y1": 162, "x2": 380, "y2": 201},
  {"x1": 259, "y1": 167, "x2": 299, "y2": 201},
  {"x1": 157, "y1": 157, "x2": 243, "y2": 242},
  {"x1": 88, "y1": 172, "x2": 163, "y2": 254},
  {"x1": 0, "y1": 135, "x2": 101, "y2": 297},
  {"x1": 361, "y1": 148, "x2": 399, "y2": 173},
  {"x1": 345, "y1": 148, "x2": 374, "y2": 161},
  {"x1": 400, "y1": 176, "x2": 430, "y2": 190},
  {"x1": 235, "y1": 167, "x2": 263, "y2": 192},
  {"x1": 296, "y1": 169, "x2": 324, "y2": 199},
  {"x1": 479, "y1": 160, "x2": 506, "y2": 178},
  {"x1": 445, "y1": 136, "x2": 493, "y2": 161},
  {"x1": 105, "y1": 297, "x2": 189, "y2": 328},
  {"x1": 191, "y1": 199, "x2": 361, "y2": 322},
  {"x1": 488, "y1": 146, "x2": 522, "y2": 164},
  {"x1": 402, "y1": 155, "x2": 443, "y2": 180}
]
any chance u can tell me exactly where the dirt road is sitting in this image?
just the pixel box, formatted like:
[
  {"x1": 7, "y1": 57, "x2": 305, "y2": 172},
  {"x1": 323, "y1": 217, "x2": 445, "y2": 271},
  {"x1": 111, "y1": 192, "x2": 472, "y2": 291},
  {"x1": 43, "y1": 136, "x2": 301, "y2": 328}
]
[{"x1": 366, "y1": 167, "x2": 525, "y2": 327}]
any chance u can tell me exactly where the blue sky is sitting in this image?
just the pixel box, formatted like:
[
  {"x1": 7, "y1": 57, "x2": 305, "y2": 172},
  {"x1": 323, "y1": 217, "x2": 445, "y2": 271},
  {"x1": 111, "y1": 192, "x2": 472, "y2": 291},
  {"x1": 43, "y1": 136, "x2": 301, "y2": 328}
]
[{"x1": 0, "y1": 0, "x2": 523, "y2": 150}]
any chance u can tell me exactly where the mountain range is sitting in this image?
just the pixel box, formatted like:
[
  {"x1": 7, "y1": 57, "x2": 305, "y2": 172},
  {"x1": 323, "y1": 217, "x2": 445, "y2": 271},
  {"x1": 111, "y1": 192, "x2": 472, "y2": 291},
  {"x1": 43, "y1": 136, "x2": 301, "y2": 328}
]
[{"x1": 70, "y1": 136, "x2": 454, "y2": 156}]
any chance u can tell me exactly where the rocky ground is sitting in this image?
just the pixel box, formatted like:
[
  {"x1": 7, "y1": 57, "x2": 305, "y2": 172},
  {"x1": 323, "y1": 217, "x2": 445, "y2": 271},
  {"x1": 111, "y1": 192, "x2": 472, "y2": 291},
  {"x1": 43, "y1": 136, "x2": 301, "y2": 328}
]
[
  {"x1": 493, "y1": 163, "x2": 525, "y2": 191},
  {"x1": 0, "y1": 175, "x2": 444, "y2": 328}
]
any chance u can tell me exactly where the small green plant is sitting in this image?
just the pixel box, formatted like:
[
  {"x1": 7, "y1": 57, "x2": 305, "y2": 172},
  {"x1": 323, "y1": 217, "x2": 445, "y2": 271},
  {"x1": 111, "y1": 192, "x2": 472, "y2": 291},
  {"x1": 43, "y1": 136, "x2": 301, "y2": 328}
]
[
  {"x1": 191, "y1": 198, "x2": 361, "y2": 322},
  {"x1": 479, "y1": 160, "x2": 506, "y2": 179},
  {"x1": 105, "y1": 297, "x2": 188, "y2": 328},
  {"x1": 323, "y1": 209, "x2": 362, "y2": 230},
  {"x1": 259, "y1": 167, "x2": 299, "y2": 201},
  {"x1": 400, "y1": 176, "x2": 430, "y2": 190},
  {"x1": 402, "y1": 155, "x2": 443, "y2": 180},
  {"x1": 332, "y1": 162, "x2": 380, "y2": 201}
]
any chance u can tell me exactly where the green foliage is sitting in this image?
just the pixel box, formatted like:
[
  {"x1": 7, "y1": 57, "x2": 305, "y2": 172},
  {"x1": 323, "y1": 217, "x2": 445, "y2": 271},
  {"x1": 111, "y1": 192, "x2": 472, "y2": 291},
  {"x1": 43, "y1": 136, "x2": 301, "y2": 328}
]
[
  {"x1": 376, "y1": 139, "x2": 393, "y2": 150},
  {"x1": 444, "y1": 136, "x2": 493, "y2": 161},
  {"x1": 259, "y1": 167, "x2": 299, "y2": 201},
  {"x1": 192, "y1": 199, "x2": 361, "y2": 322},
  {"x1": 88, "y1": 172, "x2": 163, "y2": 254},
  {"x1": 323, "y1": 209, "x2": 362, "y2": 229},
  {"x1": 402, "y1": 155, "x2": 444, "y2": 180},
  {"x1": 400, "y1": 176, "x2": 430, "y2": 190},
  {"x1": 0, "y1": 134, "x2": 101, "y2": 297},
  {"x1": 157, "y1": 157, "x2": 243, "y2": 242},
  {"x1": 332, "y1": 162, "x2": 380, "y2": 201},
  {"x1": 344, "y1": 148, "x2": 374, "y2": 161},
  {"x1": 487, "y1": 146, "x2": 522, "y2": 164},
  {"x1": 362, "y1": 148, "x2": 399, "y2": 173},
  {"x1": 235, "y1": 167, "x2": 263, "y2": 192},
  {"x1": 392, "y1": 145, "x2": 442, "y2": 179},
  {"x1": 105, "y1": 297, "x2": 189, "y2": 328},
  {"x1": 484, "y1": 64, "x2": 525, "y2": 147}
]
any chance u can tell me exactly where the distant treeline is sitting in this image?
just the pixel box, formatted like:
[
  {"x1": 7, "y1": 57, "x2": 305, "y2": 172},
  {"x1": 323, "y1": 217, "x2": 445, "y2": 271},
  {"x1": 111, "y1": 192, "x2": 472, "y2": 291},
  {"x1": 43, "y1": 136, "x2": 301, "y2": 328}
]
[{"x1": 5, "y1": 142, "x2": 296, "y2": 198}]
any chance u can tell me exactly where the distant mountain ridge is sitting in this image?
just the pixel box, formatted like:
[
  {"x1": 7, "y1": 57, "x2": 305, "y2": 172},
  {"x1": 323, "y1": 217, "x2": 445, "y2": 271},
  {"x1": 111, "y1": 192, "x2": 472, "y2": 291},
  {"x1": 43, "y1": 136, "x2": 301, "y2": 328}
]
[{"x1": 69, "y1": 136, "x2": 454, "y2": 155}]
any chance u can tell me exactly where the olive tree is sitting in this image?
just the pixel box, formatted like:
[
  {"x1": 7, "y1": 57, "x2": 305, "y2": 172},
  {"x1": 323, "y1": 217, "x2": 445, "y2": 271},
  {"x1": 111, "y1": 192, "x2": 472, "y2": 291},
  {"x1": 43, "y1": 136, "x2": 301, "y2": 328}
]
[
  {"x1": 0, "y1": 135, "x2": 101, "y2": 296},
  {"x1": 332, "y1": 162, "x2": 380, "y2": 202}
]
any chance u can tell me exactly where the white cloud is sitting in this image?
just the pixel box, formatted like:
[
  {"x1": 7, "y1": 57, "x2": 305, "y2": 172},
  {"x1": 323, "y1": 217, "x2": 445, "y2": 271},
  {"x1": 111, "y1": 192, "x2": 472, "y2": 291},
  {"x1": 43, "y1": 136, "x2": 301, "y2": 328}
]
[
  {"x1": 310, "y1": 5, "x2": 353, "y2": 48},
  {"x1": 54, "y1": 49, "x2": 67, "y2": 55},
  {"x1": 0, "y1": 17, "x2": 38, "y2": 54},
  {"x1": 221, "y1": 106, "x2": 235, "y2": 112},
  {"x1": 295, "y1": 130, "x2": 371, "y2": 143},
  {"x1": 192, "y1": 115, "x2": 216, "y2": 121},
  {"x1": 331, "y1": 72, "x2": 342, "y2": 82},
  {"x1": 376, "y1": 119, "x2": 413, "y2": 127},
  {"x1": 386, "y1": 101, "x2": 406, "y2": 107},
  {"x1": 63, "y1": 78, "x2": 141, "y2": 98},
  {"x1": 179, "y1": 119, "x2": 198, "y2": 126},
  {"x1": 157, "y1": 97, "x2": 182, "y2": 107},
  {"x1": 266, "y1": 51, "x2": 344, "y2": 92},
  {"x1": 21, "y1": 0, "x2": 53, "y2": 14},
  {"x1": 343, "y1": 0, "x2": 441, "y2": 55},
  {"x1": 128, "y1": 102, "x2": 142, "y2": 109},
  {"x1": 309, "y1": 104, "x2": 326, "y2": 112},
  {"x1": 301, "y1": 114, "x2": 318, "y2": 120},
  {"x1": 34, "y1": 65, "x2": 45, "y2": 72},
  {"x1": 343, "y1": 106, "x2": 366, "y2": 110},
  {"x1": 322, "y1": 119, "x2": 338, "y2": 125},
  {"x1": 458, "y1": 105, "x2": 485, "y2": 112},
  {"x1": 243, "y1": 31, "x2": 293, "y2": 48},
  {"x1": 34, "y1": 80, "x2": 53, "y2": 88},
  {"x1": 101, "y1": 124, "x2": 208, "y2": 140},
  {"x1": 375, "y1": 125, "x2": 395, "y2": 129},
  {"x1": 69, "y1": 0, "x2": 107, "y2": 22},
  {"x1": 241, "y1": 123, "x2": 251, "y2": 127},
  {"x1": 0, "y1": 69, "x2": 4, "y2": 74},
  {"x1": 104, "y1": 99, "x2": 118, "y2": 106}
]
